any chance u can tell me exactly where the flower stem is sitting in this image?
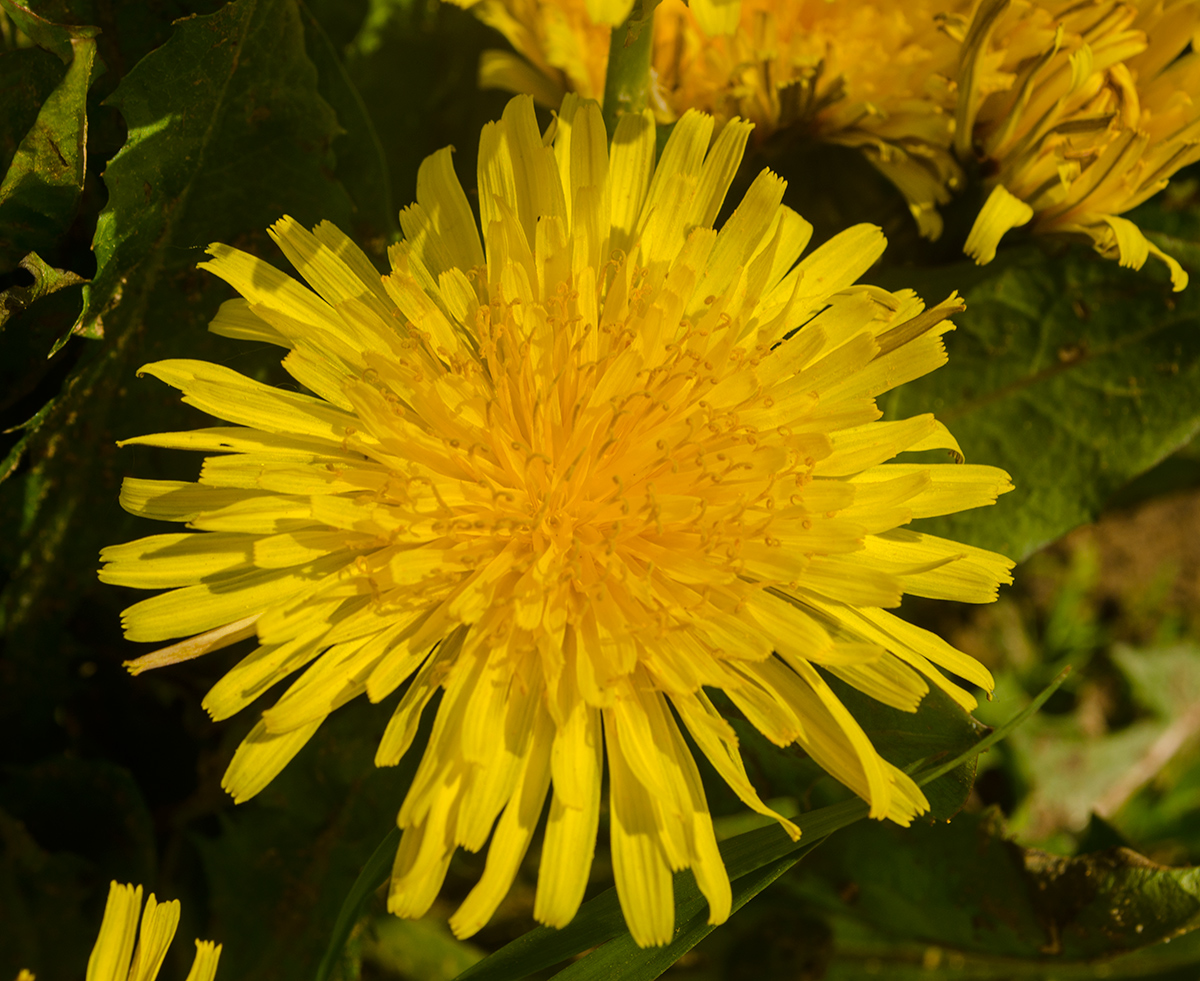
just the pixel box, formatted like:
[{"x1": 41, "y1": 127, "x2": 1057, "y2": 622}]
[{"x1": 602, "y1": 3, "x2": 656, "y2": 137}]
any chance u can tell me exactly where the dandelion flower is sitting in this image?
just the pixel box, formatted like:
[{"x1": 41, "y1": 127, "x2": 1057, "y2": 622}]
[
  {"x1": 84, "y1": 882, "x2": 220, "y2": 981},
  {"x1": 102, "y1": 94, "x2": 1014, "y2": 946},
  {"x1": 959, "y1": 0, "x2": 1200, "y2": 288},
  {"x1": 651, "y1": 0, "x2": 965, "y2": 238}
]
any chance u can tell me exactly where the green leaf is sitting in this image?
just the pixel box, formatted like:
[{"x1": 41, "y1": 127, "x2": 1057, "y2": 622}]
[
  {"x1": 881, "y1": 243, "x2": 1200, "y2": 562},
  {"x1": 783, "y1": 806, "x2": 1200, "y2": 961},
  {"x1": 0, "y1": 249, "x2": 84, "y2": 329},
  {"x1": 0, "y1": 0, "x2": 355, "y2": 545},
  {"x1": 0, "y1": 46, "x2": 65, "y2": 179},
  {"x1": 0, "y1": 251, "x2": 85, "y2": 480},
  {"x1": 0, "y1": 33, "x2": 96, "y2": 273},
  {"x1": 315, "y1": 826, "x2": 400, "y2": 981},
  {"x1": 0, "y1": 806, "x2": 96, "y2": 981},
  {"x1": 362, "y1": 917, "x2": 485, "y2": 981},
  {"x1": 0, "y1": 10, "x2": 374, "y2": 976},
  {"x1": 73, "y1": 0, "x2": 355, "y2": 339}
]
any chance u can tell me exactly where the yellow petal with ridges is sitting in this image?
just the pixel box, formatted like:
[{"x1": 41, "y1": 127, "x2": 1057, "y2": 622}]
[
  {"x1": 86, "y1": 882, "x2": 140, "y2": 981},
  {"x1": 222, "y1": 718, "x2": 323, "y2": 803},
  {"x1": 126, "y1": 894, "x2": 180, "y2": 981},
  {"x1": 964, "y1": 185, "x2": 1034, "y2": 265},
  {"x1": 182, "y1": 942, "x2": 222, "y2": 981}
]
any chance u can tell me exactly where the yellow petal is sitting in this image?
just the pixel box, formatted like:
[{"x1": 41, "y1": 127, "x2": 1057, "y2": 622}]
[
  {"x1": 688, "y1": 0, "x2": 741, "y2": 36},
  {"x1": 222, "y1": 718, "x2": 323, "y2": 803},
  {"x1": 450, "y1": 703, "x2": 553, "y2": 938},
  {"x1": 964, "y1": 185, "x2": 1034, "y2": 265},
  {"x1": 126, "y1": 894, "x2": 180, "y2": 981},
  {"x1": 86, "y1": 882, "x2": 141, "y2": 981},
  {"x1": 182, "y1": 942, "x2": 222, "y2": 981}
]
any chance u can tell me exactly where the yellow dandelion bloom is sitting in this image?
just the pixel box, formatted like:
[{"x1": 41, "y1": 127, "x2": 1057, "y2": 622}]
[
  {"x1": 102, "y1": 94, "x2": 1013, "y2": 946},
  {"x1": 83, "y1": 882, "x2": 220, "y2": 981},
  {"x1": 959, "y1": 0, "x2": 1200, "y2": 288},
  {"x1": 445, "y1": 0, "x2": 624, "y2": 106},
  {"x1": 652, "y1": 0, "x2": 965, "y2": 238}
]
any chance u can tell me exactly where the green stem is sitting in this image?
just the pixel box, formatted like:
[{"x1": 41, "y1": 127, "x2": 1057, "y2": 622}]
[{"x1": 601, "y1": 7, "x2": 655, "y2": 138}]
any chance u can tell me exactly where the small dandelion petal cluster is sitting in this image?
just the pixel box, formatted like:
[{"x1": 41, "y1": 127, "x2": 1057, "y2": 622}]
[
  {"x1": 444, "y1": 0, "x2": 630, "y2": 106},
  {"x1": 102, "y1": 94, "x2": 1014, "y2": 946},
  {"x1": 961, "y1": 0, "x2": 1200, "y2": 287},
  {"x1": 81, "y1": 882, "x2": 220, "y2": 981}
]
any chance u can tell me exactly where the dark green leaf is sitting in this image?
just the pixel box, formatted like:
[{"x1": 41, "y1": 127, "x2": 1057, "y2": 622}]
[
  {"x1": 0, "y1": 758, "x2": 156, "y2": 981},
  {"x1": 0, "y1": 46, "x2": 64, "y2": 179},
  {"x1": 881, "y1": 243, "x2": 1200, "y2": 562},
  {"x1": 0, "y1": 807, "x2": 97, "y2": 981},
  {"x1": 315, "y1": 826, "x2": 400, "y2": 981},
  {"x1": 298, "y1": 0, "x2": 396, "y2": 247},
  {"x1": 0, "y1": 252, "x2": 85, "y2": 478},
  {"x1": 362, "y1": 917, "x2": 485, "y2": 981},
  {"x1": 0, "y1": 250, "x2": 84, "y2": 328},
  {"x1": 551, "y1": 844, "x2": 826, "y2": 981},
  {"x1": 0, "y1": 34, "x2": 95, "y2": 272},
  {"x1": 338, "y1": 2, "x2": 509, "y2": 209},
  {"x1": 196, "y1": 702, "x2": 420, "y2": 981}
]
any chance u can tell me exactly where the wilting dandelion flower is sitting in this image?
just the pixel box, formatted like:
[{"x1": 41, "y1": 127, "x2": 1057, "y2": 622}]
[
  {"x1": 82, "y1": 882, "x2": 220, "y2": 981},
  {"x1": 652, "y1": 0, "x2": 964, "y2": 238},
  {"x1": 454, "y1": 0, "x2": 965, "y2": 239},
  {"x1": 959, "y1": 0, "x2": 1200, "y2": 287},
  {"x1": 102, "y1": 94, "x2": 1013, "y2": 946}
]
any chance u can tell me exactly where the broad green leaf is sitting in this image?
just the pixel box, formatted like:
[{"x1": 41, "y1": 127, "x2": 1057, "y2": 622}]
[
  {"x1": 0, "y1": 806, "x2": 96, "y2": 981},
  {"x1": 881, "y1": 241, "x2": 1200, "y2": 563},
  {"x1": 731, "y1": 898, "x2": 1200, "y2": 980},
  {"x1": 0, "y1": 33, "x2": 95, "y2": 272},
  {"x1": 782, "y1": 806, "x2": 1200, "y2": 961},
  {"x1": 1, "y1": 9, "x2": 360, "y2": 969},
  {"x1": 339, "y1": 1, "x2": 509, "y2": 207},
  {"x1": 73, "y1": 0, "x2": 354, "y2": 338}
]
